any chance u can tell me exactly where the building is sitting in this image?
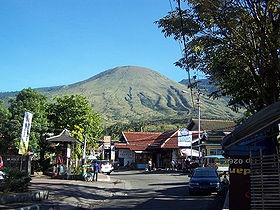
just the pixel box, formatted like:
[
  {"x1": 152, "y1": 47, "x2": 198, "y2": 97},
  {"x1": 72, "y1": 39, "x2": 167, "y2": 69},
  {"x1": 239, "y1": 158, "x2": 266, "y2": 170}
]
[
  {"x1": 222, "y1": 101, "x2": 280, "y2": 210},
  {"x1": 115, "y1": 130, "x2": 198, "y2": 170},
  {"x1": 187, "y1": 119, "x2": 236, "y2": 162},
  {"x1": 113, "y1": 119, "x2": 236, "y2": 170}
]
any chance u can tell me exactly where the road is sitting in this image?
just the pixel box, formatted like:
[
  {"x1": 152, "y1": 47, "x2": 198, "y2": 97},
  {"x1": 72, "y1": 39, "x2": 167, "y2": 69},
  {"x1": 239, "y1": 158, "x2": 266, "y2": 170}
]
[
  {"x1": 28, "y1": 170, "x2": 226, "y2": 210},
  {"x1": 104, "y1": 170, "x2": 226, "y2": 210}
]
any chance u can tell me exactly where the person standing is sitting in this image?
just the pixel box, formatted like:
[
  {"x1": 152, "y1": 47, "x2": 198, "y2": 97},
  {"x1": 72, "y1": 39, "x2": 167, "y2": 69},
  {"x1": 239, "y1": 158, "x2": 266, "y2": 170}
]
[
  {"x1": 148, "y1": 159, "x2": 152, "y2": 171},
  {"x1": 93, "y1": 161, "x2": 99, "y2": 181},
  {"x1": 171, "y1": 160, "x2": 175, "y2": 170}
]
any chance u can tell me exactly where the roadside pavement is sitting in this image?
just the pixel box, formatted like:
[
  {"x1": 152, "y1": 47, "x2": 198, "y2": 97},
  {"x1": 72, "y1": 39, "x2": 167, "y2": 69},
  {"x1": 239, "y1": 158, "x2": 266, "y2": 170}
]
[{"x1": 0, "y1": 173, "x2": 126, "y2": 209}]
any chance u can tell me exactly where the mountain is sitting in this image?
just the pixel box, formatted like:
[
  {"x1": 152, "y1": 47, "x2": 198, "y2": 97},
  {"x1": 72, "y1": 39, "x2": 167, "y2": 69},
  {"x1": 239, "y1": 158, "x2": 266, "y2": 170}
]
[
  {"x1": 0, "y1": 66, "x2": 242, "y2": 126},
  {"x1": 179, "y1": 79, "x2": 218, "y2": 95}
]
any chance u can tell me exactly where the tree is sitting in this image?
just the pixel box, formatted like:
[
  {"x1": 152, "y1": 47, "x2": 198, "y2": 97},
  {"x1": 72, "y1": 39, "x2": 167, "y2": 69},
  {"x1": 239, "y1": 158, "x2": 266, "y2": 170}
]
[
  {"x1": 48, "y1": 95, "x2": 103, "y2": 157},
  {"x1": 0, "y1": 100, "x2": 12, "y2": 154},
  {"x1": 7, "y1": 88, "x2": 49, "y2": 153},
  {"x1": 156, "y1": 0, "x2": 280, "y2": 114}
]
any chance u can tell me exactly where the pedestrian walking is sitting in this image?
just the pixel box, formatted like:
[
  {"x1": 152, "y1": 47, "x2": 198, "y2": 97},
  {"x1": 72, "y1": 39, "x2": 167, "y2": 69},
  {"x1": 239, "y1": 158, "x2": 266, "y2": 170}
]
[{"x1": 93, "y1": 161, "x2": 99, "y2": 181}]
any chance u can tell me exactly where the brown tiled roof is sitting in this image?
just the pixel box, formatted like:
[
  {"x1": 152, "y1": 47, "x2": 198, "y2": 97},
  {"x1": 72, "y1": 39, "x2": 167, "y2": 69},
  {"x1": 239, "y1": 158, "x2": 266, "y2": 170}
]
[{"x1": 187, "y1": 119, "x2": 236, "y2": 132}]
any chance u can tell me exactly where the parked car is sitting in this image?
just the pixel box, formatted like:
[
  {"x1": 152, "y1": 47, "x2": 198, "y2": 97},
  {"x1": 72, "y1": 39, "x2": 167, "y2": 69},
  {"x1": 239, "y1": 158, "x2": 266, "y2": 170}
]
[
  {"x1": 91, "y1": 160, "x2": 114, "y2": 175},
  {"x1": 189, "y1": 167, "x2": 222, "y2": 195}
]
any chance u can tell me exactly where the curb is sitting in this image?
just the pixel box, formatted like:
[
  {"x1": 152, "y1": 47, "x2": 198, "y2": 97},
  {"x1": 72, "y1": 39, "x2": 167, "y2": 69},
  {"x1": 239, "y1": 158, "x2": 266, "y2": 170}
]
[
  {"x1": 0, "y1": 190, "x2": 49, "y2": 205},
  {"x1": 14, "y1": 203, "x2": 59, "y2": 210},
  {"x1": 222, "y1": 189, "x2": 229, "y2": 210}
]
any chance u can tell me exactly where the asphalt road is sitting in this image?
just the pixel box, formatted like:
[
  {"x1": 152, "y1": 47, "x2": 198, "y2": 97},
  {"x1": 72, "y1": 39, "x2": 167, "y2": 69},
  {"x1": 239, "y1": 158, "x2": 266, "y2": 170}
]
[
  {"x1": 103, "y1": 170, "x2": 226, "y2": 210},
  {"x1": 26, "y1": 170, "x2": 226, "y2": 210}
]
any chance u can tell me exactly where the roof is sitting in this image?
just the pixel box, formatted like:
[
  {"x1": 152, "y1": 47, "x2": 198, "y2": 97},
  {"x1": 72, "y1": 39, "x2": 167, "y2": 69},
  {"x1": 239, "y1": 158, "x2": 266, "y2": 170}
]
[
  {"x1": 115, "y1": 127, "x2": 223, "y2": 152},
  {"x1": 115, "y1": 131, "x2": 163, "y2": 151},
  {"x1": 47, "y1": 129, "x2": 82, "y2": 144},
  {"x1": 187, "y1": 119, "x2": 236, "y2": 132},
  {"x1": 222, "y1": 101, "x2": 280, "y2": 149},
  {"x1": 121, "y1": 131, "x2": 162, "y2": 145},
  {"x1": 159, "y1": 130, "x2": 179, "y2": 149},
  {"x1": 200, "y1": 130, "x2": 227, "y2": 144},
  {"x1": 146, "y1": 130, "x2": 179, "y2": 149},
  {"x1": 115, "y1": 130, "x2": 180, "y2": 151}
]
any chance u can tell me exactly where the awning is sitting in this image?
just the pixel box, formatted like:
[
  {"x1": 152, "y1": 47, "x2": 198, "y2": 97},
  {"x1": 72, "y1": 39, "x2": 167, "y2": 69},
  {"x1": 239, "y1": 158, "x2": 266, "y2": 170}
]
[
  {"x1": 180, "y1": 148, "x2": 201, "y2": 157},
  {"x1": 222, "y1": 101, "x2": 280, "y2": 149},
  {"x1": 203, "y1": 155, "x2": 225, "y2": 159}
]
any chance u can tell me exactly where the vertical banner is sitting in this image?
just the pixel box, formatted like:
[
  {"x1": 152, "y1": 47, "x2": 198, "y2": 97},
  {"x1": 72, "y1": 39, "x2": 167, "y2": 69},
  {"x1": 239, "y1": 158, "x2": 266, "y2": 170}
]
[{"x1": 18, "y1": 112, "x2": 33, "y2": 155}]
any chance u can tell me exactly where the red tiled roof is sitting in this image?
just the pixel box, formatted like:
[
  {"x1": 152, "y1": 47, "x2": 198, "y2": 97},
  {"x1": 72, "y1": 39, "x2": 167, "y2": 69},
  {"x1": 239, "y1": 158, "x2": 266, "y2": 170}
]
[
  {"x1": 122, "y1": 131, "x2": 162, "y2": 145},
  {"x1": 116, "y1": 131, "x2": 181, "y2": 151},
  {"x1": 115, "y1": 130, "x2": 204, "y2": 151}
]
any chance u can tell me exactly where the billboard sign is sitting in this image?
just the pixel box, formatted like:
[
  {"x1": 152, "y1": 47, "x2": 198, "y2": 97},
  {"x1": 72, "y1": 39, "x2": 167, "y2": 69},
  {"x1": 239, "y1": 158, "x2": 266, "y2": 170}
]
[
  {"x1": 178, "y1": 128, "x2": 192, "y2": 147},
  {"x1": 19, "y1": 112, "x2": 33, "y2": 155}
]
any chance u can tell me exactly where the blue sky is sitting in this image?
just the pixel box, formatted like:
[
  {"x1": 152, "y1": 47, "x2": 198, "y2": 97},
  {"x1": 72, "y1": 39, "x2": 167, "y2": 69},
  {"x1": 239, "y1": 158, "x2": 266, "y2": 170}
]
[{"x1": 0, "y1": 0, "x2": 195, "y2": 92}]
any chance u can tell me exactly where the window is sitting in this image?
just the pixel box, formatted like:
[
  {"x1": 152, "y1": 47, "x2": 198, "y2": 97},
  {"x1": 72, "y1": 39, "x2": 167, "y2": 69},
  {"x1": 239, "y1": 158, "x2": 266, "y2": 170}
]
[{"x1": 210, "y1": 148, "x2": 223, "y2": 155}]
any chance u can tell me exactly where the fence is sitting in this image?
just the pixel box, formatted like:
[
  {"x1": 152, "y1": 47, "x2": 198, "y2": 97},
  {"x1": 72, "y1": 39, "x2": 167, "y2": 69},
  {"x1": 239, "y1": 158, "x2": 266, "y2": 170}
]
[{"x1": 250, "y1": 153, "x2": 280, "y2": 209}]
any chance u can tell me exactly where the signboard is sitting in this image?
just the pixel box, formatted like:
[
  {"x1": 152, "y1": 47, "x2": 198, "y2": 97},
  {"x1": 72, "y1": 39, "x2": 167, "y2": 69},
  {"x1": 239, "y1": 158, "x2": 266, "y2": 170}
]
[
  {"x1": 178, "y1": 128, "x2": 192, "y2": 147},
  {"x1": 66, "y1": 147, "x2": 71, "y2": 158},
  {"x1": 111, "y1": 146, "x2": 115, "y2": 161},
  {"x1": 229, "y1": 156, "x2": 251, "y2": 210},
  {"x1": 104, "y1": 136, "x2": 111, "y2": 149},
  {"x1": 118, "y1": 149, "x2": 135, "y2": 159},
  {"x1": 19, "y1": 112, "x2": 33, "y2": 155}
]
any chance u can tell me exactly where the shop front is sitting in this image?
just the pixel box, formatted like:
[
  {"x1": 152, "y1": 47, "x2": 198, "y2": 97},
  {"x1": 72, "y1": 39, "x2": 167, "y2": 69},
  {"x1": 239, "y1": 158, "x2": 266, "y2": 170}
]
[
  {"x1": 118, "y1": 149, "x2": 135, "y2": 167},
  {"x1": 135, "y1": 151, "x2": 152, "y2": 169}
]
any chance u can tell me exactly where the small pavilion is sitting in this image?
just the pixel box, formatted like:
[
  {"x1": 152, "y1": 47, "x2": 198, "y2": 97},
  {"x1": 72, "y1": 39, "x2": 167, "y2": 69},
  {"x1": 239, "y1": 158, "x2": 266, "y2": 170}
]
[{"x1": 47, "y1": 129, "x2": 82, "y2": 175}]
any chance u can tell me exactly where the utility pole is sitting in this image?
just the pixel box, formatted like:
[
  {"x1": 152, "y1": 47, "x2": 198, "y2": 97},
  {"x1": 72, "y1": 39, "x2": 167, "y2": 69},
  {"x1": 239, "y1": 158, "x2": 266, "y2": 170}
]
[
  {"x1": 82, "y1": 134, "x2": 87, "y2": 165},
  {"x1": 182, "y1": 89, "x2": 202, "y2": 163},
  {"x1": 197, "y1": 93, "x2": 201, "y2": 164}
]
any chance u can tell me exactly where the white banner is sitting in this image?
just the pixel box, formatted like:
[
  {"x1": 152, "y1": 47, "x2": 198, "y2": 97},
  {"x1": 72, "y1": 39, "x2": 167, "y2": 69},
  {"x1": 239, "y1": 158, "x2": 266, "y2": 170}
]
[{"x1": 19, "y1": 112, "x2": 33, "y2": 155}]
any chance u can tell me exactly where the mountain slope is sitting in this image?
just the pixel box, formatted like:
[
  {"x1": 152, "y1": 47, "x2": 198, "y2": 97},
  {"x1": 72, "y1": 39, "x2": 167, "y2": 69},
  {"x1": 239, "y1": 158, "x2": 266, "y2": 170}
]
[{"x1": 0, "y1": 66, "x2": 242, "y2": 126}]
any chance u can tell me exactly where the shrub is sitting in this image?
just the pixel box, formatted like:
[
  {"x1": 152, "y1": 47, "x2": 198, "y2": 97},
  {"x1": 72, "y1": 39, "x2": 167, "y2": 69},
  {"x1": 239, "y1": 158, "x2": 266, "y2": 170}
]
[{"x1": 0, "y1": 168, "x2": 31, "y2": 193}]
